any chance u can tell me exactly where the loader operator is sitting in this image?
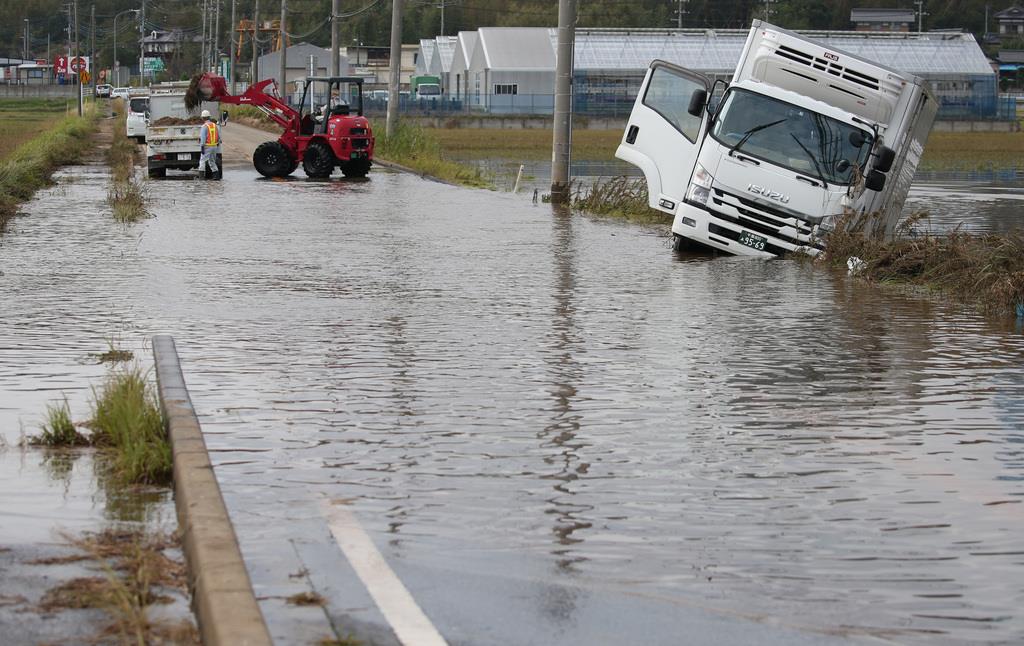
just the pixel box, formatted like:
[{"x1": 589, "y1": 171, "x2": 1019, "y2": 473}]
[{"x1": 199, "y1": 110, "x2": 221, "y2": 180}]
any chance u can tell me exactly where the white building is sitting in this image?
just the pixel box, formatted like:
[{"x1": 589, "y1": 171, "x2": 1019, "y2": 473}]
[
  {"x1": 428, "y1": 36, "x2": 458, "y2": 94},
  {"x1": 468, "y1": 28, "x2": 555, "y2": 112},
  {"x1": 448, "y1": 31, "x2": 478, "y2": 104},
  {"x1": 257, "y1": 42, "x2": 349, "y2": 97},
  {"x1": 414, "y1": 38, "x2": 434, "y2": 76}
]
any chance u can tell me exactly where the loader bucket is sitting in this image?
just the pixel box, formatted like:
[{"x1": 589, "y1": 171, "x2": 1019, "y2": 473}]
[{"x1": 185, "y1": 73, "x2": 228, "y2": 110}]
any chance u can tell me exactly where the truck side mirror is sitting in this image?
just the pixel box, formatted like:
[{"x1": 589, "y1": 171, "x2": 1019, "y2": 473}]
[
  {"x1": 873, "y1": 146, "x2": 895, "y2": 173},
  {"x1": 865, "y1": 169, "x2": 886, "y2": 192},
  {"x1": 687, "y1": 89, "x2": 708, "y2": 117}
]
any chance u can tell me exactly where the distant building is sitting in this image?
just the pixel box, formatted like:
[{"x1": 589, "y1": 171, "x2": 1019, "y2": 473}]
[
  {"x1": 850, "y1": 8, "x2": 916, "y2": 32},
  {"x1": 427, "y1": 36, "x2": 458, "y2": 94},
  {"x1": 143, "y1": 30, "x2": 201, "y2": 59},
  {"x1": 449, "y1": 31, "x2": 478, "y2": 103},
  {"x1": 995, "y1": 5, "x2": 1024, "y2": 38},
  {"x1": 256, "y1": 42, "x2": 349, "y2": 97},
  {"x1": 468, "y1": 28, "x2": 556, "y2": 112},
  {"x1": 342, "y1": 44, "x2": 417, "y2": 92}
]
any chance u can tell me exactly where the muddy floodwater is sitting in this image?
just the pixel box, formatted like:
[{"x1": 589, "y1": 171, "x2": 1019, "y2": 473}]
[{"x1": 1, "y1": 158, "x2": 1023, "y2": 644}]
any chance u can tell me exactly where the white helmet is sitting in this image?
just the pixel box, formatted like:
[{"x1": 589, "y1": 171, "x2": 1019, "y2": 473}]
[{"x1": 201, "y1": 109, "x2": 212, "y2": 119}]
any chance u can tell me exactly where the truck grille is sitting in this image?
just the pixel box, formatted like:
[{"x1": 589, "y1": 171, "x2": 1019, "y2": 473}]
[
  {"x1": 709, "y1": 188, "x2": 823, "y2": 251},
  {"x1": 775, "y1": 44, "x2": 880, "y2": 91},
  {"x1": 708, "y1": 223, "x2": 790, "y2": 257}
]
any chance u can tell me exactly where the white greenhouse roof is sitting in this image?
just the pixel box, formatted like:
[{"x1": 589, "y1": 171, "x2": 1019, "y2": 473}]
[
  {"x1": 434, "y1": 36, "x2": 457, "y2": 73},
  {"x1": 567, "y1": 29, "x2": 994, "y2": 77}
]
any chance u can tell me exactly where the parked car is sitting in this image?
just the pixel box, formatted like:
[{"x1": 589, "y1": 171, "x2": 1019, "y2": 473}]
[
  {"x1": 111, "y1": 87, "x2": 130, "y2": 100},
  {"x1": 126, "y1": 96, "x2": 150, "y2": 143},
  {"x1": 95, "y1": 84, "x2": 112, "y2": 98}
]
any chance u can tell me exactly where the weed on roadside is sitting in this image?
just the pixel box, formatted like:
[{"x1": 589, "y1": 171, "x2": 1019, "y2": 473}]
[
  {"x1": 571, "y1": 176, "x2": 666, "y2": 224},
  {"x1": 90, "y1": 365, "x2": 171, "y2": 485},
  {"x1": 29, "y1": 399, "x2": 89, "y2": 447},
  {"x1": 376, "y1": 122, "x2": 492, "y2": 188}
]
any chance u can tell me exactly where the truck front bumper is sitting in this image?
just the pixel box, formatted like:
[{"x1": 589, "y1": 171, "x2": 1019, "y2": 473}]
[{"x1": 671, "y1": 194, "x2": 824, "y2": 258}]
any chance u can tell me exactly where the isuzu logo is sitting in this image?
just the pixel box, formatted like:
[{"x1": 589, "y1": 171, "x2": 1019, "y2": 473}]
[
  {"x1": 747, "y1": 184, "x2": 790, "y2": 204},
  {"x1": 823, "y1": 52, "x2": 839, "y2": 62}
]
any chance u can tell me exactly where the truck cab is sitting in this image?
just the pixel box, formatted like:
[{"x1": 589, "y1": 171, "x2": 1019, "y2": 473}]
[{"x1": 616, "y1": 20, "x2": 937, "y2": 257}]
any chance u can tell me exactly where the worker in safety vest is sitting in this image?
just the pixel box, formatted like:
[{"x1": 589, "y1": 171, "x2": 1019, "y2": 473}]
[{"x1": 199, "y1": 109, "x2": 221, "y2": 180}]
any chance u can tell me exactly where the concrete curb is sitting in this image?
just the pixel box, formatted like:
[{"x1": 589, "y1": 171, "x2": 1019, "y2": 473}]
[{"x1": 152, "y1": 335, "x2": 273, "y2": 646}]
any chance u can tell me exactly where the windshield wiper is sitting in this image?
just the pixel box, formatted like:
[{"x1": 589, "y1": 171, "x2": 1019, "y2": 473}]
[
  {"x1": 729, "y1": 118, "x2": 786, "y2": 157},
  {"x1": 790, "y1": 133, "x2": 829, "y2": 190}
]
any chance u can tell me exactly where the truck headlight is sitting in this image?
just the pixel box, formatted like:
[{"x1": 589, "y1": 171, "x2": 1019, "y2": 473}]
[{"x1": 685, "y1": 163, "x2": 713, "y2": 206}]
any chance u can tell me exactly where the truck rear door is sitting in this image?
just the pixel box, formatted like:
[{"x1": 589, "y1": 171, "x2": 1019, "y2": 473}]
[{"x1": 616, "y1": 61, "x2": 710, "y2": 213}]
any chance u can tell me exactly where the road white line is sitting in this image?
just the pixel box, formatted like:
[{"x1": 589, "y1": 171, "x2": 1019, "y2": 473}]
[{"x1": 323, "y1": 499, "x2": 449, "y2": 646}]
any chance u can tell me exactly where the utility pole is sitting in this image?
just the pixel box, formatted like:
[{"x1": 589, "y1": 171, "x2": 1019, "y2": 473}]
[
  {"x1": 439, "y1": 0, "x2": 445, "y2": 36},
  {"x1": 23, "y1": 19, "x2": 28, "y2": 60},
  {"x1": 202, "y1": 0, "x2": 208, "y2": 71},
  {"x1": 331, "y1": 0, "x2": 340, "y2": 76},
  {"x1": 229, "y1": 0, "x2": 237, "y2": 92},
  {"x1": 550, "y1": 0, "x2": 576, "y2": 204},
  {"x1": 915, "y1": 0, "x2": 927, "y2": 32},
  {"x1": 252, "y1": 0, "x2": 259, "y2": 84},
  {"x1": 675, "y1": 0, "x2": 687, "y2": 28},
  {"x1": 762, "y1": 0, "x2": 776, "y2": 21},
  {"x1": 139, "y1": 0, "x2": 146, "y2": 86},
  {"x1": 386, "y1": 0, "x2": 402, "y2": 137},
  {"x1": 74, "y1": 0, "x2": 82, "y2": 115},
  {"x1": 91, "y1": 4, "x2": 95, "y2": 93},
  {"x1": 214, "y1": 0, "x2": 221, "y2": 75},
  {"x1": 279, "y1": 0, "x2": 287, "y2": 96}
]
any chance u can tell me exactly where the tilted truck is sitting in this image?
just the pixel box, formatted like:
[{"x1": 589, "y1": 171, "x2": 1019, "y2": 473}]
[
  {"x1": 145, "y1": 85, "x2": 220, "y2": 179},
  {"x1": 616, "y1": 20, "x2": 937, "y2": 257}
]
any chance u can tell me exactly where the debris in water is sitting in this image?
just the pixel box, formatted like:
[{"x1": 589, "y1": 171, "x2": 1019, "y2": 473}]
[{"x1": 847, "y1": 256, "x2": 867, "y2": 275}]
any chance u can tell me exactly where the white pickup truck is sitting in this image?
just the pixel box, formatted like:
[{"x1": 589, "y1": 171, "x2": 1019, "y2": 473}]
[
  {"x1": 616, "y1": 20, "x2": 937, "y2": 257},
  {"x1": 145, "y1": 87, "x2": 220, "y2": 179}
]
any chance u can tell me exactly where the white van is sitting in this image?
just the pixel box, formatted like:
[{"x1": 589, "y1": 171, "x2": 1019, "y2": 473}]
[{"x1": 125, "y1": 96, "x2": 149, "y2": 143}]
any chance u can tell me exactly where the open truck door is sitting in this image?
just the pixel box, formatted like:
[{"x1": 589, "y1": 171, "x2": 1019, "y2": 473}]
[{"x1": 615, "y1": 61, "x2": 710, "y2": 215}]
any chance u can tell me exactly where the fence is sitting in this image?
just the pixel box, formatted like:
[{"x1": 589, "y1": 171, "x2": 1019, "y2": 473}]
[{"x1": 0, "y1": 84, "x2": 88, "y2": 98}]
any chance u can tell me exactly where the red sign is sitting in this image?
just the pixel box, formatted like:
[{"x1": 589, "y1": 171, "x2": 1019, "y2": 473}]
[
  {"x1": 54, "y1": 55, "x2": 67, "y2": 74},
  {"x1": 70, "y1": 57, "x2": 88, "y2": 73},
  {"x1": 35, "y1": 58, "x2": 46, "y2": 66}
]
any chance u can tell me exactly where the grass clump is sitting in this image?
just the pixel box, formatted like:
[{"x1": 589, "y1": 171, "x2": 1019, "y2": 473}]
[
  {"x1": 31, "y1": 399, "x2": 89, "y2": 447},
  {"x1": 571, "y1": 175, "x2": 666, "y2": 224},
  {"x1": 90, "y1": 366, "x2": 171, "y2": 485},
  {"x1": 107, "y1": 103, "x2": 149, "y2": 222},
  {"x1": 376, "y1": 121, "x2": 491, "y2": 188},
  {"x1": 820, "y1": 212, "x2": 1024, "y2": 316}
]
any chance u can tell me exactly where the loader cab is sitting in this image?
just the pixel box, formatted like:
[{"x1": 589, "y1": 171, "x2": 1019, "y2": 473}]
[{"x1": 297, "y1": 76, "x2": 365, "y2": 135}]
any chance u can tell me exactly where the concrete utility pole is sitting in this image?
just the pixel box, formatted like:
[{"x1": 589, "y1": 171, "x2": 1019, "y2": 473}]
[
  {"x1": 139, "y1": 0, "x2": 146, "y2": 86},
  {"x1": 252, "y1": 0, "x2": 259, "y2": 84},
  {"x1": 74, "y1": 0, "x2": 82, "y2": 115},
  {"x1": 279, "y1": 0, "x2": 287, "y2": 95},
  {"x1": 23, "y1": 19, "x2": 28, "y2": 60},
  {"x1": 386, "y1": 0, "x2": 402, "y2": 137},
  {"x1": 675, "y1": 0, "x2": 687, "y2": 28},
  {"x1": 202, "y1": 0, "x2": 208, "y2": 71},
  {"x1": 91, "y1": 4, "x2": 96, "y2": 93},
  {"x1": 439, "y1": 0, "x2": 445, "y2": 36},
  {"x1": 229, "y1": 0, "x2": 237, "y2": 92},
  {"x1": 915, "y1": 0, "x2": 927, "y2": 32},
  {"x1": 331, "y1": 0, "x2": 340, "y2": 76},
  {"x1": 214, "y1": 0, "x2": 221, "y2": 74},
  {"x1": 550, "y1": 0, "x2": 576, "y2": 204}
]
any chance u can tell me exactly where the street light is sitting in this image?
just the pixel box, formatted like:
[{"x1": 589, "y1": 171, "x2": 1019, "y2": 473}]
[{"x1": 113, "y1": 9, "x2": 139, "y2": 86}]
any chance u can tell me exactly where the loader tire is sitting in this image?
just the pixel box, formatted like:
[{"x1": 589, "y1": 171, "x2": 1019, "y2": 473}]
[
  {"x1": 254, "y1": 141, "x2": 291, "y2": 178},
  {"x1": 303, "y1": 141, "x2": 335, "y2": 179}
]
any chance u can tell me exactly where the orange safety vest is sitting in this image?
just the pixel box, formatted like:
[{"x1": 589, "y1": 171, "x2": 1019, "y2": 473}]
[{"x1": 204, "y1": 122, "x2": 219, "y2": 146}]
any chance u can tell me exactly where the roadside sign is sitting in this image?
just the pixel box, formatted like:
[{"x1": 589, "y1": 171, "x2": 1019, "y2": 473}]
[
  {"x1": 69, "y1": 56, "x2": 90, "y2": 73},
  {"x1": 143, "y1": 57, "x2": 165, "y2": 72},
  {"x1": 54, "y1": 55, "x2": 67, "y2": 74},
  {"x1": 79, "y1": 70, "x2": 90, "y2": 84},
  {"x1": 34, "y1": 58, "x2": 46, "y2": 66}
]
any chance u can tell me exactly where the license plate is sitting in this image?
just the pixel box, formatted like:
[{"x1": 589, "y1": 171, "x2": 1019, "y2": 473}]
[
  {"x1": 177, "y1": 153, "x2": 191, "y2": 161},
  {"x1": 738, "y1": 230, "x2": 767, "y2": 251}
]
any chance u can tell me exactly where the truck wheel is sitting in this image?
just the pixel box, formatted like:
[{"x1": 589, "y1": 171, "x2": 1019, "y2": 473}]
[
  {"x1": 671, "y1": 233, "x2": 693, "y2": 252},
  {"x1": 302, "y1": 141, "x2": 335, "y2": 179},
  {"x1": 341, "y1": 159, "x2": 371, "y2": 178},
  {"x1": 253, "y1": 141, "x2": 291, "y2": 178},
  {"x1": 148, "y1": 166, "x2": 166, "y2": 179}
]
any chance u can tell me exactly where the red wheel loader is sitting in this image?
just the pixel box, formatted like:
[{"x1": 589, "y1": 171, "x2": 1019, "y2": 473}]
[{"x1": 187, "y1": 73, "x2": 375, "y2": 179}]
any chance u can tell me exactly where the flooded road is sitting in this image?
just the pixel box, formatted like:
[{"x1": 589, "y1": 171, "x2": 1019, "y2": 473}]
[{"x1": 2, "y1": 154, "x2": 1023, "y2": 644}]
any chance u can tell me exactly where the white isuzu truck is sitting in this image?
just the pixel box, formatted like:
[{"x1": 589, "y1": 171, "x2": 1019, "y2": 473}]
[{"x1": 616, "y1": 20, "x2": 937, "y2": 257}]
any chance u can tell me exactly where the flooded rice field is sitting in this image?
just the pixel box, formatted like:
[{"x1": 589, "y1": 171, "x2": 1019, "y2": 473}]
[
  {"x1": 476, "y1": 157, "x2": 1024, "y2": 236},
  {"x1": 1, "y1": 158, "x2": 1023, "y2": 644}
]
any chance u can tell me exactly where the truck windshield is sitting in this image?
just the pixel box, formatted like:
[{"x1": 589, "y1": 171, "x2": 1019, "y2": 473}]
[
  {"x1": 129, "y1": 98, "x2": 149, "y2": 114},
  {"x1": 710, "y1": 88, "x2": 872, "y2": 185},
  {"x1": 418, "y1": 84, "x2": 441, "y2": 96}
]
